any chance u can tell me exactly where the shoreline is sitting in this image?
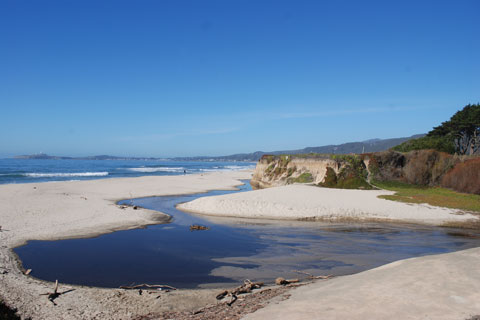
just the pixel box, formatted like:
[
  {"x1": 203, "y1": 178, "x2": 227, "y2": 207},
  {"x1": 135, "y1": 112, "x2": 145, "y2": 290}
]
[
  {"x1": 2, "y1": 173, "x2": 251, "y2": 248},
  {"x1": 0, "y1": 171, "x2": 254, "y2": 319},
  {"x1": 243, "y1": 246, "x2": 480, "y2": 320}
]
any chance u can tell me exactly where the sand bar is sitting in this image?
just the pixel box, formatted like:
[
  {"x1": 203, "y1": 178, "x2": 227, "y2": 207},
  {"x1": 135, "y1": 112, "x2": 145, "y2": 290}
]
[
  {"x1": 179, "y1": 184, "x2": 480, "y2": 319},
  {"x1": 178, "y1": 184, "x2": 479, "y2": 226},
  {"x1": 0, "y1": 171, "x2": 252, "y2": 319}
]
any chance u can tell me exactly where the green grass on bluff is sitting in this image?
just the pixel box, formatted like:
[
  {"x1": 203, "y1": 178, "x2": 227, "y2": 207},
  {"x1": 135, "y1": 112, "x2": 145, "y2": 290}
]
[{"x1": 372, "y1": 180, "x2": 480, "y2": 213}]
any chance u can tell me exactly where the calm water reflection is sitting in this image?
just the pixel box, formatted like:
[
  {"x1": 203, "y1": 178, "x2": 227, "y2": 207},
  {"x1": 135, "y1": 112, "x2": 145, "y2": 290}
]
[{"x1": 15, "y1": 181, "x2": 480, "y2": 288}]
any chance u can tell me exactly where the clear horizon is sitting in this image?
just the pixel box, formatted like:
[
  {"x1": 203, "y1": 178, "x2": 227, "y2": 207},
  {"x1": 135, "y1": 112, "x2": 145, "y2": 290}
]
[{"x1": 1, "y1": 0, "x2": 479, "y2": 158}]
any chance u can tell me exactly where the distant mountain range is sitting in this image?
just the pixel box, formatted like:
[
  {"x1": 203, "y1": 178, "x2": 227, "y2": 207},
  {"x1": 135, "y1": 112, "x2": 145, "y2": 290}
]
[
  {"x1": 15, "y1": 134, "x2": 424, "y2": 162},
  {"x1": 173, "y1": 134, "x2": 424, "y2": 161}
]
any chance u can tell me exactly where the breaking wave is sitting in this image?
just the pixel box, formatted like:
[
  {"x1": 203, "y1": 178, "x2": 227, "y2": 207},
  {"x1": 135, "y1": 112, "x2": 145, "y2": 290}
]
[
  {"x1": 198, "y1": 165, "x2": 255, "y2": 172},
  {"x1": 24, "y1": 172, "x2": 109, "y2": 178}
]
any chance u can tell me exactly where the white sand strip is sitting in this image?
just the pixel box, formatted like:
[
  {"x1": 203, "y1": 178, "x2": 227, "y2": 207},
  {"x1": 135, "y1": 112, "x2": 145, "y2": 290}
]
[
  {"x1": 0, "y1": 171, "x2": 251, "y2": 248},
  {"x1": 0, "y1": 171, "x2": 252, "y2": 320},
  {"x1": 178, "y1": 184, "x2": 478, "y2": 226},
  {"x1": 243, "y1": 247, "x2": 480, "y2": 320}
]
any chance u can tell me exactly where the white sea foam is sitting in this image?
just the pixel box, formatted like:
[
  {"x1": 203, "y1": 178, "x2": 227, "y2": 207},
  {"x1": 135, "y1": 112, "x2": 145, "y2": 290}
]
[
  {"x1": 127, "y1": 167, "x2": 185, "y2": 173},
  {"x1": 25, "y1": 172, "x2": 109, "y2": 178},
  {"x1": 224, "y1": 165, "x2": 256, "y2": 170},
  {"x1": 198, "y1": 165, "x2": 255, "y2": 172}
]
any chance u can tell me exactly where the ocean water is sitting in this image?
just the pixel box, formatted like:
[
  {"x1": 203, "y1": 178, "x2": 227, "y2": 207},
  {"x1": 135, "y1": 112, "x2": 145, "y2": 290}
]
[{"x1": 0, "y1": 159, "x2": 255, "y2": 184}]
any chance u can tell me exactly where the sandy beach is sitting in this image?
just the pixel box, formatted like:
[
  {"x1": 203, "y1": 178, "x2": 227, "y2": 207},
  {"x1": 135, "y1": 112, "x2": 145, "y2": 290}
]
[
  {"x1": 0, "y1": 171, "x2": 253, "y2": 319},
  {"x1": 178, "y1": 184, "x2": 478, "y2": 226},
  {"x1": 1, "y1": 173, "x2": 480, "y2": 319},
  {"x1": 244, "y1": 246, "x2": 480, "y2": 320}
]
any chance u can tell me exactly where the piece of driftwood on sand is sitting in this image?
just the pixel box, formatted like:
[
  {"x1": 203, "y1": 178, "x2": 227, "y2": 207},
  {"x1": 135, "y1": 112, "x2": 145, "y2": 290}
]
[
  {"x1": 292, "y1": 270, "x2": 334, "y2": 280},
  {"x1": 40, "y1": 280, "x2": 75, "y2": 305},
  {"x1": 274, "y1": 277, "x2": 300, "y2": 285},
  {"x1": 216, "y1": 280, "x2": 264, "y2": 306}
]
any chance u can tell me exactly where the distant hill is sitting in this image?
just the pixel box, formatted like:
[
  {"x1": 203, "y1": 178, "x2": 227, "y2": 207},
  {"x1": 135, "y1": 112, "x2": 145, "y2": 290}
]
[
  {"x1": 14, "y1": 153, "x2": 160, "y2": 161},
  {"x1": 14, "y1": 153, "x2": 71, "y2": 160},
  {"x1": 15, "y1": 134, "x2": 423, "y2": 162},
  {"x1": 173, "y1": 134, "x2": 425, "y2": 162}
]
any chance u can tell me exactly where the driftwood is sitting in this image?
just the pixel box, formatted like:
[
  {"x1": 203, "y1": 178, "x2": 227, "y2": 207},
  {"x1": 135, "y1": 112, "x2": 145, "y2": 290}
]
[
  {"x1": 189, "y1": 225, "x2": 209, "y2": 231},
  {"x1": 216, "y1": 290, "x2": 229, "y2": 300},
  {"x1": 40, "y1": 280, "x2": 75, "y2": 305},
  {"x1": 40, "y1": 280, "x2": 60, "y2": 305},
  {"x1": 275, "y1": 277, "x2": 299, "y2": 286},
  {"x1": 119, "y1": 283, "x2": 177, "y2": 291},
  {"x1": 232, "y1": 280, "x2": 263, "y2": 295},
  {"x1": 216, "y1": 279, "x2": 264, "y2": 306},
  {"x1": 292, "y1": 270, "x2": 334, "y2": 280}
]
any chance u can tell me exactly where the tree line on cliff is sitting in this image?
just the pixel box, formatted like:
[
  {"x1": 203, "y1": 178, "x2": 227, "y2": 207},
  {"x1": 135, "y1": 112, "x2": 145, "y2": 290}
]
[{"x1": 393, "y1": 103, "x2": 480, "y2": 155}]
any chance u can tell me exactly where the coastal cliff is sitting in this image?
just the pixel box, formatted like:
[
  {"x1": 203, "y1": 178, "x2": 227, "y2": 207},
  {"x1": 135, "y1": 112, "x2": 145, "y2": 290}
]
[
  {"x1": 251, "y1": 155, "x2": 332, "y2": 188},
  {"x1": 250, "y1": 154, "x2": 370, "y2": 189},
  {"x1": 250, "y1": 150, "x2": 480, "y2": 195}
]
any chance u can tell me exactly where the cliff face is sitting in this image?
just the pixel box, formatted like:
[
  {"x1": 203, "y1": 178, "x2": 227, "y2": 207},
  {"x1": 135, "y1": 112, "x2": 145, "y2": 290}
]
[
  {"x1": 251, "y1": 150, "x2": 479, "y2": 195},
  {"x1": 250, "y1": 155, "x2": 362, "y2": 189},
  {"x1": 367, "y1": 150, "x2": 458, "y2": 186}
]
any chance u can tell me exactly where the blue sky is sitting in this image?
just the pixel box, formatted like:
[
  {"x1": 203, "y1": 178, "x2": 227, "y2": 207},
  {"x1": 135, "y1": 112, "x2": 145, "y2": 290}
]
[{"x1": 1, "y1": 0, "x2": 479, "y2": 157}]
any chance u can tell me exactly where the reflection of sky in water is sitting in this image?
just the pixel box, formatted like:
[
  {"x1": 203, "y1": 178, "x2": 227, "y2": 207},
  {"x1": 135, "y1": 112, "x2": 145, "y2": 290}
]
[
  {"x1": 208, "y1": 221, "x2": 479, "y2": 282},
  {"x1": 14, "y1": 181, "x2": 480, "y2": 289}
]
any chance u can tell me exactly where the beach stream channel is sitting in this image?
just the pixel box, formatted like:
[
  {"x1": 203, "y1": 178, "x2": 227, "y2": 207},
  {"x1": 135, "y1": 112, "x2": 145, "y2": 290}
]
[{"x1": 14, "y1": 181, "x2": 480, "y2": 289}]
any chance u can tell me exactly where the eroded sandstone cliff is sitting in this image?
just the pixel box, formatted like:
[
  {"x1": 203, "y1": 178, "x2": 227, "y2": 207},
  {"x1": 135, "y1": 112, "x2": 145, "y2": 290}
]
[
  {"x1": 250, "y1": 154, "x2": 370, "y2": 189},
  {"x1": 250, "y1": 150, "x2": 479, "y2": 194}
]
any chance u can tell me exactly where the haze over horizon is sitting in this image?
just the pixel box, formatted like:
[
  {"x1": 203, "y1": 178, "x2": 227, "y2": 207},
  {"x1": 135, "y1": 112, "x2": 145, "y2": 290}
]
[{"x1": 1, "y1": 0, "x2": 479, "y2": 158}]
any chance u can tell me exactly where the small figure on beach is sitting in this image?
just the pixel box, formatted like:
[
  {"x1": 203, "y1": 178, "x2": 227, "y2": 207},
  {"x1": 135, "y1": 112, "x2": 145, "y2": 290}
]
[{"x1": 184, "y1": 169, "x2": 186, "y2": 175}]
